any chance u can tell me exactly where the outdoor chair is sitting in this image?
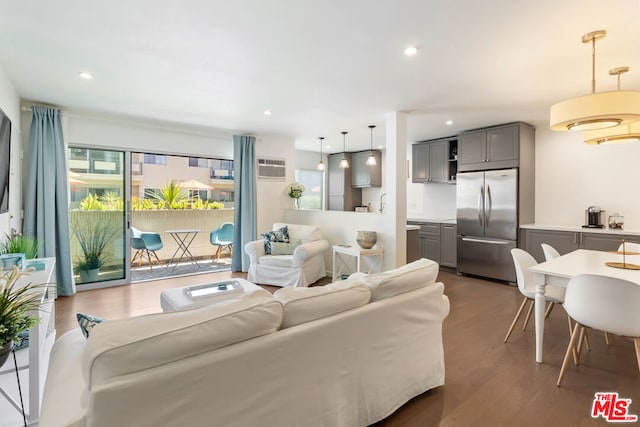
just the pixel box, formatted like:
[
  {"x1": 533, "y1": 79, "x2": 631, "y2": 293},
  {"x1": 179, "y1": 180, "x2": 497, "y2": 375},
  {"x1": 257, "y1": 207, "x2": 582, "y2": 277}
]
[
  {"x1": 210, "y1": 222, "x2": 234, "y2": 260},
  {"x1": 131, "y1": 226, "x2": 164, "y2": 270}
]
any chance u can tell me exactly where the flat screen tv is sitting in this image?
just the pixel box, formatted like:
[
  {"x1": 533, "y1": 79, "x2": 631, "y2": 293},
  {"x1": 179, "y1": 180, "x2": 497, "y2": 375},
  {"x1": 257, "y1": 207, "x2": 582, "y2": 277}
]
[{"x1": 0, "y1": 109, "x2": 11, "y2": 214}]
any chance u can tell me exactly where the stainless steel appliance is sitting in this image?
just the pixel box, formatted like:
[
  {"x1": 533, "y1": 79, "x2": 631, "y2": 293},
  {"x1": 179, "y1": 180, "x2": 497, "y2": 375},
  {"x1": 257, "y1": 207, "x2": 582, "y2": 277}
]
[
  {"x1": 583, "y1": 205, "x2": 605, "y2": 228},
  {"x1": 456, "y1": 168, "x2": 518, "y2": 282}
]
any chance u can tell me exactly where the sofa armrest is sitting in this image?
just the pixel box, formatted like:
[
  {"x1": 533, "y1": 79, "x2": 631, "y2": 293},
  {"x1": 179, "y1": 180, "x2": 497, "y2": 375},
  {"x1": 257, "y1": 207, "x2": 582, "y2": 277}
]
[
  {"x1": 292, "y1": 239, "x2": 329, "y2": 267},
  {"x1": 244, "y1": 239, "x2": 265, "y2": 264}
]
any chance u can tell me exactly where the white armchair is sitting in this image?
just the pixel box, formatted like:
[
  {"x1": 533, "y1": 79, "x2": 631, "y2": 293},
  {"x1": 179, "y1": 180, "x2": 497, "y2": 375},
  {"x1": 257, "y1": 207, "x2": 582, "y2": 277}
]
[{"x1": 245, "y1": 223, "x2": 329, "y2": 287}]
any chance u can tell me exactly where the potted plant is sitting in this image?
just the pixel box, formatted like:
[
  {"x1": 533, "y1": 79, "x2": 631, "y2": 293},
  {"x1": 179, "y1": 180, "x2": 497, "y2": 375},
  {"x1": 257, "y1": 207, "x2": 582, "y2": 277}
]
[
  {"x1": 0, "y1": 234, "x2": 41, "y2": 259},
  {"x1": 73, "y1": 219, "x2": 119, "y2": 283},
  {"x1": 0, "y1": 267, "x2": 45, "y2": 366}
]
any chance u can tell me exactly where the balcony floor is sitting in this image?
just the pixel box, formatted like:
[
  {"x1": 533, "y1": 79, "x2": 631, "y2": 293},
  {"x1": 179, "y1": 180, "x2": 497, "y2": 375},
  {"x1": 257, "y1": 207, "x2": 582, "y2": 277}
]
[{"x1": 131, "y1": 256, "x2": 231, "y2": 282}]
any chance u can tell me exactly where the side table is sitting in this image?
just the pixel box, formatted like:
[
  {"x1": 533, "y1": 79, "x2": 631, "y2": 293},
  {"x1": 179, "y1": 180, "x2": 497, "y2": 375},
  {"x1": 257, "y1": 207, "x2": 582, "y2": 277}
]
[{"x1": 332, "y1": 245, "x2": 383, "y2": 281}]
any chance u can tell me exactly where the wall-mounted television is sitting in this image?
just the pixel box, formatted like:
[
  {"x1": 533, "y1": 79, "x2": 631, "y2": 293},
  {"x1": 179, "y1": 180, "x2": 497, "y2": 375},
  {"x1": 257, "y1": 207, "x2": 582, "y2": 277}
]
[{"x1": 0, "y1": 109, "x2": 11, "y2": 214}]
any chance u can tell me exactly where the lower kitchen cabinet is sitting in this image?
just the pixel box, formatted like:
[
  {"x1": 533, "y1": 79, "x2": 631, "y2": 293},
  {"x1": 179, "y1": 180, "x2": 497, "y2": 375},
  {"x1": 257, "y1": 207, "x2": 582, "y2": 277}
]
[
  {"x1": 521, "y1": 227, "x2": 639, "y2": 263},
  {"x1": 409, "y1": 221, "x2": 457, "y2": 268}
]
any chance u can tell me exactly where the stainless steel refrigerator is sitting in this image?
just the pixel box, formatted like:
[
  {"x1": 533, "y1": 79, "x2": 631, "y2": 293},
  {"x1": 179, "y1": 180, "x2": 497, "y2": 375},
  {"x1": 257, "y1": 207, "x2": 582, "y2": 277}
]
[{"x1": 456, "y1": 168, "x2": 518, "y2": 282}]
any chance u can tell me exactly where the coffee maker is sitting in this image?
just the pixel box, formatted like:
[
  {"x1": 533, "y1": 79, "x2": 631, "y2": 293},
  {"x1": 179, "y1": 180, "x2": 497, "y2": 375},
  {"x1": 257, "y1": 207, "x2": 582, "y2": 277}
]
[{"x1": 583, "y1": 205, "x2": 605, "y2": 228}]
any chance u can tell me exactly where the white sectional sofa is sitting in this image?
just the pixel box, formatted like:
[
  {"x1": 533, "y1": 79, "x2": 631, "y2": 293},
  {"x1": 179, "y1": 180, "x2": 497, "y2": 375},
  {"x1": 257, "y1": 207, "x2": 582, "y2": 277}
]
[{"x1": 40, "y1": 259, "x2": 449, "y2": 427}]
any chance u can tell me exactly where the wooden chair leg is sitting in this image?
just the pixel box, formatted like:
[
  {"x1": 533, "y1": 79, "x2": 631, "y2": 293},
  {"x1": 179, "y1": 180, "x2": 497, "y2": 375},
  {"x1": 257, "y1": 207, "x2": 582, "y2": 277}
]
[
  {"x1": 544, "y1": 301, "x2": 555, "y2": 319},
  {"x1": 604, "y1": 332, "x2": 610, "y2": 345},
  {"x1": 522, "y1": 299, "x2": 535, "y2": 331},
  {"x1": 558, "y1": 322, "x2": 582, "y2": 386},
  {"x1": 151, "y1": 250, "x2": 163, "y2": 268},
  {"x1": 575, "y1": 326, "x2": 587, "y2": 365},
  {"x1": 144, "y1": 249, "x2": 153, "y2": 271},
  {"x1": 131, "y1": 250, "x2": 142, "y2": 267},
  {"x1": 634, "y1": 337, "x2": 640, "y2": 374},
  {"x1": 504, "y1": 297, "x2": 528, "y2": 342},
  {"x1": 583, "y1": 330, "x2": 591, "y2": 351}
]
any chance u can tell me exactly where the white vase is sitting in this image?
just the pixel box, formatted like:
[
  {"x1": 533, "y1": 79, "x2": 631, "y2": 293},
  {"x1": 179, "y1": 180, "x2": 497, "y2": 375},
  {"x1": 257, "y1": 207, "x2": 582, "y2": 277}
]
[{"x1": 294, "y1": 198, "x2": 300, "y2": 210}]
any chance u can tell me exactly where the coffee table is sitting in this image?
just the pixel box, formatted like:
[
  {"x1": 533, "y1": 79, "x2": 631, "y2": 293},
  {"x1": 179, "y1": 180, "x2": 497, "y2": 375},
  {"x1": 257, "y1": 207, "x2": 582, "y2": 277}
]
[{"x1": 160, "y1": 278, "x2": 260, "y2": 312}]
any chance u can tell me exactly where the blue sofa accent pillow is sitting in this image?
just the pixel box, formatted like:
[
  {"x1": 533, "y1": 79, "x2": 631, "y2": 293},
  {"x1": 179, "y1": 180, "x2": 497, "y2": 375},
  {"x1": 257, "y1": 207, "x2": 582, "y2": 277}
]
[
  {"x1": 76, "y1": 313, "x2": 105, "y2": 338},
  {"x1": 261, "y1": 226, "x2": 290, "y2": 255}
]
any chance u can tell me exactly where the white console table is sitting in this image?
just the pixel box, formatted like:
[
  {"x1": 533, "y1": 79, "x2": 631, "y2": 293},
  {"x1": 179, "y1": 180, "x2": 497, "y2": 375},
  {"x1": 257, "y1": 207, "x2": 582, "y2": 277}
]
[
  {"x1": 0, "y1": 257, "x2": 56, "y2": 427},
  {"x1": 332, "y1": 245, "x2": 383, "y2": 281}
]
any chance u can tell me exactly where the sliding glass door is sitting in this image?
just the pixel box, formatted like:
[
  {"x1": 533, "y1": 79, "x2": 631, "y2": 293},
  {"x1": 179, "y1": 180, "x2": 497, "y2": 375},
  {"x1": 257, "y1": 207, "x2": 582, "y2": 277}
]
[{"x1": 68, "y1": 147, "x2": 129, "y2": 288}]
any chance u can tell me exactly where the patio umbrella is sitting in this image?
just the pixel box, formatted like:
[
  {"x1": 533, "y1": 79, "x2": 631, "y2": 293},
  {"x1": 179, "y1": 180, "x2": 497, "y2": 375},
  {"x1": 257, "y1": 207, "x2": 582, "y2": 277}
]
[{"x1": 177, "y1": 179, "x2": 214, "y2": 190}]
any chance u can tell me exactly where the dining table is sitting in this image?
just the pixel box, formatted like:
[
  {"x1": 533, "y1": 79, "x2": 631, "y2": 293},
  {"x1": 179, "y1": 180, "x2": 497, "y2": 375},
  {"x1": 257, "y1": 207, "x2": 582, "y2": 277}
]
[{"x1": 528, "y1": 248, "x2": 640, "y2": 363}]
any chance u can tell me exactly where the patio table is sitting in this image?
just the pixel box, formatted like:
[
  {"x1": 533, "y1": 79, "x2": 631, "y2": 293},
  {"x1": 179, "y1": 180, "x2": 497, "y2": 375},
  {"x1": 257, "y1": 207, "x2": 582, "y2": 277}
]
[{"x1": 165, "y1": 229, "x2": 201, "y2": 271}]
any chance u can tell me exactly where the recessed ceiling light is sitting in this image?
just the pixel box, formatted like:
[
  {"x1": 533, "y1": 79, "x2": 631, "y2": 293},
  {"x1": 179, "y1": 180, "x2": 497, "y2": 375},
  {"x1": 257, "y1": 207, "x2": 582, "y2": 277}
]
[
  {"x1": 263, "y1": 110, "x2": 272, "y2": 116},
  {"x1": 404, "y1": 46, "x2": 418, "y2": 56},
  {"x1": 446, "y1": 120, "x2": 454, "y2": 126},
  {"x1": 326, "y1": 145, "x2": 331, "y2": 150},
  {"x1": 78, "y1": 71, "x2": 93, "y2": 79}
]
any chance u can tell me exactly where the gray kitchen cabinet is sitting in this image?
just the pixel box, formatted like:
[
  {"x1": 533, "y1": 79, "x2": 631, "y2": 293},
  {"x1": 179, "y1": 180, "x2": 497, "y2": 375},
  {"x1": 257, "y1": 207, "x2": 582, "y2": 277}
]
[
  {"x1": 412, "y1": 138, "x2": 457, "y2": 183},
  {"x1": 328, "y1": 153, "x2": 361, "y2": 211},
  {"x1": 420, "y1": 234, "x2": 441, "y2": 264},
  {"x1": 441, "y1": 224, "x2": 457, "y2": 267},
  {"x1": 351, "y1": 150, "x2": 381, "y2": 188},
  {"x1": 458, "y1": 122, "x2": 533, "y2": 172},
  {"x1": 407, "y1": 227, "x2": 420, "y2": 263},
  {"x1": 521, "y1": 227, "x2": 640, "y2": 263},
  {"x1": 522, "y1": 229, "x2": 578, "y2": 262}
]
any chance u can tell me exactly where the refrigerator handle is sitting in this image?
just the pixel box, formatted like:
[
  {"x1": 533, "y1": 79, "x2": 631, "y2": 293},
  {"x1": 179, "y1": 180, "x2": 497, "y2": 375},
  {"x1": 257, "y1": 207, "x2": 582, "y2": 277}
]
[
  {"x1": 478, "y1": 185, "x2": 484, "y2": 227},
  {"x1": 485, "y1": 185, "x2": 492, "y2": 227}
]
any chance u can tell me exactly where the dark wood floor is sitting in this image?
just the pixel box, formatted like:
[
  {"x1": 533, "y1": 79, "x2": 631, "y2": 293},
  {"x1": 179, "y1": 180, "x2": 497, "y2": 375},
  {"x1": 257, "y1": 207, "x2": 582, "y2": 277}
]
[{"x1": 55, "y1": 271, "x2": 640, "y2": 426}]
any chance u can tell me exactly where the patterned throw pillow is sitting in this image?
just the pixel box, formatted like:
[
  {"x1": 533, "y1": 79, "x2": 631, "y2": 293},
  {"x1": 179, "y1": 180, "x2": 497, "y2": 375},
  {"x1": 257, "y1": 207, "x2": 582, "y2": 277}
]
[
  {"x1": 76, "y1": 313, "x2": 105, "y2": 338},
  {"x1": 261, "y1": 226, "x2": 290, "y2": 254}
]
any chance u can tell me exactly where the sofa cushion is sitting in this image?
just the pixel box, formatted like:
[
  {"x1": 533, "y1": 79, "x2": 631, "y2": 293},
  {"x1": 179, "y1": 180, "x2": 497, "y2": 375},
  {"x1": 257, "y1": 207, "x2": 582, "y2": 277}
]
[
  {"x1": 353, "y1": 258, "x2": 439, "y2": 302},
  {"x1": 82, "y1": 288, "x2": 283, "y2": 386},
  {"x1": 271, "y1": 239, "x2": 302, "y2": 255},
  {"x1": 262, "y1": 225, "x2": 290, "y2": 254},
  {"x1": 273, "y1": 222, "x2": 321, "y2": 244},
  {"x1": 274, "y1": 278, "x2": 371, "y2": 328},
  {"x1": 258, "y1": 254, "x2": 294, "y2": 268}
]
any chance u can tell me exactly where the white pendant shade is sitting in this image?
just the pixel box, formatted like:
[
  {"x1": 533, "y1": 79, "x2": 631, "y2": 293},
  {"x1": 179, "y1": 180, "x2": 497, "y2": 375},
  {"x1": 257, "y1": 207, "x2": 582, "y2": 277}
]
[
  {"x1": 550, "y1": 90, "x2": 640, "y2": 131},
  {"x1": 366, "y1": 154, "x2": 377, "y2": 166},
  {"x1": 317, "y1": 161, "x2": 325, "y2": 170},
  {"x1": 583, "y1": 120, "x2": 640, "y2": 145},
  {"x1": 339, "y1": 157, "x2": 349, "y2": 169}
]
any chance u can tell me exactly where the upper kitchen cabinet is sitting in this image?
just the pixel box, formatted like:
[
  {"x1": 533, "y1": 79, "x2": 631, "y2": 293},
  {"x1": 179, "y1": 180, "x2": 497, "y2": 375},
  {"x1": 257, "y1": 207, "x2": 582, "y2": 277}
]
[
  {"x1": 412, "y1": 137, "x2": 457, "y2": 183},
  {"x1": 351, "y1": 150, "x2": 382, "y2": 188},
  {"x1": 458, "y1": 122, "x2": 534, "y2": 172}
]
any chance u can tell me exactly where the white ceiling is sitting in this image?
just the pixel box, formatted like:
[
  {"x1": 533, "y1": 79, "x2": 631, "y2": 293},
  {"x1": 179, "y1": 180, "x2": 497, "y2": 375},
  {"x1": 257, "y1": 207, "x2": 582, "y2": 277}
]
[{"x1": 0, "y1": 0, "x2": 639, "y2": 153}]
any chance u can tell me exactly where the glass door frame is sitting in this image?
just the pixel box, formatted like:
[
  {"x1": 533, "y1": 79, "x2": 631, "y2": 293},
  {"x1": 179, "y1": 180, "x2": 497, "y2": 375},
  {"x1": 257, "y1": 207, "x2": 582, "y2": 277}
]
[{"x1": 69, "y1": 144, "x2": 132, "y2": 290}]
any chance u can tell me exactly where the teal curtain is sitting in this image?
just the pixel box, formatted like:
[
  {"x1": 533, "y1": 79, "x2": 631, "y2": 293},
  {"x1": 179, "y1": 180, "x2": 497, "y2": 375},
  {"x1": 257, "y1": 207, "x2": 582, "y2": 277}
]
[
  {"x1": 23, "y1": 107, "x2": 75, "y2": 296},
  {"x1": 232, "y1": 135, "x2": 257, "y2": 272}
]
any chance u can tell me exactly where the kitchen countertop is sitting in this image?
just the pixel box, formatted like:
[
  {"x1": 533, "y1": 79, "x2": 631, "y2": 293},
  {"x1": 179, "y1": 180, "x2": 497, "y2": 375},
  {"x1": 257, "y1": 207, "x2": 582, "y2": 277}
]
[
  {"x1": 407, "y1": 218, "x2": 457, "y2": 224},
  {"x1": 520, "y1": 223, "x2": 640, "y2": 237},
  {"x1": 406, "y1": 225, "x2": 420, "y2": 231}
]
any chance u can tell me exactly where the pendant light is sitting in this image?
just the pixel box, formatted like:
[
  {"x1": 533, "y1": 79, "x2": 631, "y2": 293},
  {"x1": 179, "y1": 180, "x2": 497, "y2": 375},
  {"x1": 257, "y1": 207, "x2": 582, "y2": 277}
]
[
  {"x1": 549, "y1": 30, "x2": 640, "y2": 132},
  {"x1": 583, "y1": 67, "x2": 640, "y2": 144},
  {"x1": 339, "y1": 131, "x2": 349, "y2": 169},
  {"x1": 366, "y1": 125, "x2": 377, "y2": 166},
  {"x1": 317, "y1": 137, "x2": 325, "y2": 170}
]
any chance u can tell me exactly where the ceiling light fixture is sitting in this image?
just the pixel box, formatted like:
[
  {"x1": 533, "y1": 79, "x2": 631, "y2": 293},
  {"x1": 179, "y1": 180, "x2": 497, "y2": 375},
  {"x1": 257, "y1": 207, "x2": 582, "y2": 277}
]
[
  {"x1": 366, "y1": 125, "x2": 377, "y2": 166},
  {"x1": 264, "y1": 110, "x2": 272, "y2": 116},
  {"x1": 339, "y1": 131, "x2": 349, "y2": 169},
  {"x1": 550, "y1": 30, "x2": 640, "y2": 132},
  {"x1": 78, "y1": 71, "x2": 93, "y2": 79},
  {"x1": 317, "y1": 137, "x2": 325, "y2": 171},
  {"x1": 446, "y1": 120, "x2": 454, "y2": 126},
  {"x1": 404, "y1": 46, "x2": 418, "y2": 56},
  {"x1": 583, "y1": 67, "x2": 640, "y2": 144}
]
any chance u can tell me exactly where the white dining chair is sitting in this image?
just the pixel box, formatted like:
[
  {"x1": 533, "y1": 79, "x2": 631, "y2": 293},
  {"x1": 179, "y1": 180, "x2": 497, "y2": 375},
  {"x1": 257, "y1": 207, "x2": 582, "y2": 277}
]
[
  {"x1": 504, "y1": 249, "x2": 567, "y2": 343},
  {"x1": 557, "y1": 274, "x2": 640, "y2": 386},
  {"x1": 617, "y1": 241, "x2": 640, "y2": 253}
]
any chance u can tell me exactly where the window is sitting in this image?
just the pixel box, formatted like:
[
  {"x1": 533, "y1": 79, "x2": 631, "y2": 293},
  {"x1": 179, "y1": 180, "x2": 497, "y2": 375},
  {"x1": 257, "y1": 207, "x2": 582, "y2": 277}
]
[
  {"x1": 294, "y1": 169, "x2": 323, "y2": 210},
  {"x1": 144, "y1": 154, "x2": 167, "y2": 165},
  {"x1": 211, "y1": 159, "x2": 234, "y2": 180},
  {"x1": 188, "y1": 157, "x2": 209, "y2": 168}
]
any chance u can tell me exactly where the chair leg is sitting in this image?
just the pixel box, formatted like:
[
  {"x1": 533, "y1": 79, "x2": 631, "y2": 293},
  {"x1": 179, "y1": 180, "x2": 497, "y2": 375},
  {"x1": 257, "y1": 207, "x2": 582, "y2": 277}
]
[
  {"x1": 522, "y1": 299, "x2": 535, "y2": 331},
  {"x1": 504, "y1": 296, "x2": 528, "y2": 343},
  {"x1": 144, "y1": 249, "x2": 153, "y2": 270},
  {"x1": 131, "y1": 250, "x2": 142, "y2": 267},
  {"x1": 604, "y1": 331, "x2": 610, "y2": 345},
  {"x1": 584, "y1": 330, "x2": 591, "y2": 351},
  {"x1": 558, "y1": 322, "x2": 582, "y2": 386},
  {"x1": 151, "y1": 250, "x2": 163, "y2": 268},
  {"x1": 575, "y1": 326, "x2": 587, "y2": 366},
  {"x1": 634, "y1": 337, "x2": 640, "y2": 374},
  {"x1": 544, "y1": 301, "x2": 555, "y2": 319}
]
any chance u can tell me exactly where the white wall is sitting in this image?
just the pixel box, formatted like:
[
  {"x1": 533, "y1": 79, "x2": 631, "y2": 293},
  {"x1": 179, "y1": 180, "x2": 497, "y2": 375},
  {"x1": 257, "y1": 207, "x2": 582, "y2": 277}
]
[
  {"x1": 0, "y1": 65, "x2": 21, "y2": 236},
  {"x1": 255, "y1": 134, "x2": 296, "y2": 234},
  {"x1": 535, "y1": 126, "x2": 640, "y2": 229}
]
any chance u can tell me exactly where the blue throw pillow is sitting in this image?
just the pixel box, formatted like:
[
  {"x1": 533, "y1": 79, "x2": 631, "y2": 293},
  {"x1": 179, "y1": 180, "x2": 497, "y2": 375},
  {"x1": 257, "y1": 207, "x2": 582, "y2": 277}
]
[
  {"x1": 76, "y1": 313, "x2": 105, "y2": 338},
  {"x1": 261, "y1": 226, "x2": 290, "y2": 254}
]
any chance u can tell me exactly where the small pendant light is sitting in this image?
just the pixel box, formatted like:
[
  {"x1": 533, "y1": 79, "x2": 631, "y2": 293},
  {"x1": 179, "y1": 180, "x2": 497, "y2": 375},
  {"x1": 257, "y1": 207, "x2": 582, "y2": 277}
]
[
  {"x1": 339, "y1": 131, "x2": 349, "y2": 169},
  {"x1": 366, "y1": 125, "x2": 377, "y2": 166},
  {"x1": 317, "y1": 137, "x2": 325, "y2": 170}
]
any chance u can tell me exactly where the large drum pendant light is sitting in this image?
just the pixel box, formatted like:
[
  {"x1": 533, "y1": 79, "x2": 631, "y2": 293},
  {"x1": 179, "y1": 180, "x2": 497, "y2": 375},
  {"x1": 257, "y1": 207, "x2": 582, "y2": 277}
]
[{"x1": 549, "y1": 30, "x2": 640, "y2": 132}]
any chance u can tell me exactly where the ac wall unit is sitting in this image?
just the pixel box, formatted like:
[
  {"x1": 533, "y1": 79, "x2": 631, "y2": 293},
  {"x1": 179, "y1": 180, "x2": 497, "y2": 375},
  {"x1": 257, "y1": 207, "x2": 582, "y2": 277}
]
[{"x1": 257, "y1": 157, "x2": 286, "y2": 180}]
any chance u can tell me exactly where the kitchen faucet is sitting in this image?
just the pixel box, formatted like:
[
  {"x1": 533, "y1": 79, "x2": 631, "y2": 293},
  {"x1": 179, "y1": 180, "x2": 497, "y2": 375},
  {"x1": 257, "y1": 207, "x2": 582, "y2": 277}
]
[{"x1": 379, "y1": 192, "x2": 387, "y2": 213}]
